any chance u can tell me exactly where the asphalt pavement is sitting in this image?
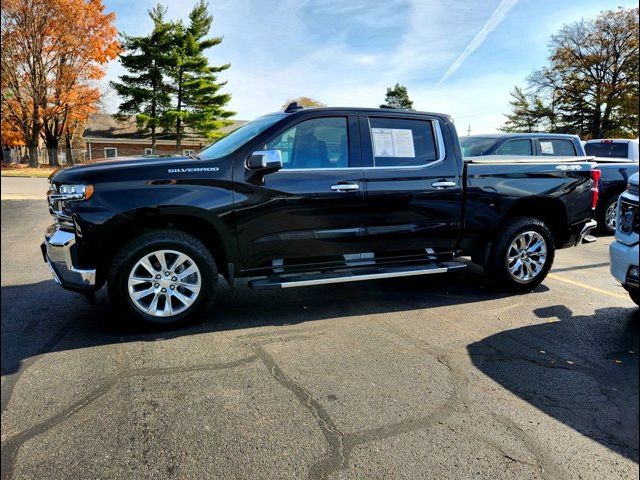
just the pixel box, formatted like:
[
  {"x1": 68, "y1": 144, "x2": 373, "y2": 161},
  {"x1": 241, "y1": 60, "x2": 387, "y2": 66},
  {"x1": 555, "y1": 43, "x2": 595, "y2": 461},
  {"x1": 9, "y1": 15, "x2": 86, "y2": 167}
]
[{"x1": 1, "y1": 176, "x2": 638, "y2": 480}]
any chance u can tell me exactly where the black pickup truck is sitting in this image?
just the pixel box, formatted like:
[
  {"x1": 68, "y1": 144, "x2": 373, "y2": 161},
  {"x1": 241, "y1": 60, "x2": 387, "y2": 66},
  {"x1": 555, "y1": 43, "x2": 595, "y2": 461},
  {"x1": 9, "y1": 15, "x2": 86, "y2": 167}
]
[{"x1": 42, "y1": 106, "x2": 599, "y2": 326}]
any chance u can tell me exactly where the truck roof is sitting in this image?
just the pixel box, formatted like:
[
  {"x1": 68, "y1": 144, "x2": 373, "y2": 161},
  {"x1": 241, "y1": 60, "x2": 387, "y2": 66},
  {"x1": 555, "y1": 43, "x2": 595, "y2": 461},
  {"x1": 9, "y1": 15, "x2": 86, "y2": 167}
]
[{"x1": 269, "y1": 106, "x2": 453, "y2": 122}]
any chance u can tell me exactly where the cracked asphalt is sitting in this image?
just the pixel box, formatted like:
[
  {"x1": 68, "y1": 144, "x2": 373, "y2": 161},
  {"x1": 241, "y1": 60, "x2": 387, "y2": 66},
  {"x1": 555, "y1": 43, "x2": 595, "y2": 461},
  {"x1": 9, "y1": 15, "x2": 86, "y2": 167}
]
[{"x1": 1, "y1": 180, "x2": 639, "y2": 480}]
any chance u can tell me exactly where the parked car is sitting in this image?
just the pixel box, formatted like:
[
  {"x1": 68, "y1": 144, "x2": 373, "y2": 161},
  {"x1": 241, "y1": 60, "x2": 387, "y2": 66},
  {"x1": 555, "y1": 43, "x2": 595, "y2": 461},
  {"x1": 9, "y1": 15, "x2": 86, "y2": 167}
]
[
  {"x1": 593, "y1": 160, "x2": 639, "y2": 234},
  {"x1": 584, "y1": 139, "x2": 639, "y2": 162},
  {"x1": 42, "y1": 106, "x2": 599, "y2": 326},
  {"x1": 609, "y1": 173, "x2": 639, "y2": 306},
  {"x1": 459, "y1": 133, "x2": 585, "y2": 157},
  {"x1": 583, "y1": 139, "x2": 639, "y2": 234}
]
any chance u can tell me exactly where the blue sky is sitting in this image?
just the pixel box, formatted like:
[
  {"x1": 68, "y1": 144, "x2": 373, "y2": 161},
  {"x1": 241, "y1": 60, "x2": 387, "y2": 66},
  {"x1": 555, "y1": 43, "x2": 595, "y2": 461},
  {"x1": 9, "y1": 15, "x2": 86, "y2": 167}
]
[{"x1": 101, "y1": 0, "x2": 638, "y2": 133}]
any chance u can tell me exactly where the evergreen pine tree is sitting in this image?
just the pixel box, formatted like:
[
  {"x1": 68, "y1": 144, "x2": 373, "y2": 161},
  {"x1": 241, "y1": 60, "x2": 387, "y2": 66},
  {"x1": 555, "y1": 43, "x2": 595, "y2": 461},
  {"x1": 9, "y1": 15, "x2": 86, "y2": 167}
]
[
  {"x1": 167, "y1": 0, "x2": 234, "y2": 148},
  {"x1": 110, "y1": 5, "x2": 173, "y2": 153},
  {"x1": 380, "y1": 83, "x2": 414, "y2": 109},
  {"x1": 501, "y1": 86, "x2": 555, "y2": 133}
]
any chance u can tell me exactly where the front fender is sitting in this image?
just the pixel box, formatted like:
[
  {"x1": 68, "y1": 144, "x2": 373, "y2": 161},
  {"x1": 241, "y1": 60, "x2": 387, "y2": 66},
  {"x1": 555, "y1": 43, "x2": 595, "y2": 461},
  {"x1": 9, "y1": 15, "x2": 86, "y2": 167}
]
[{"x1": 69, "y1": 180, "x2": 238, "y2": 275}]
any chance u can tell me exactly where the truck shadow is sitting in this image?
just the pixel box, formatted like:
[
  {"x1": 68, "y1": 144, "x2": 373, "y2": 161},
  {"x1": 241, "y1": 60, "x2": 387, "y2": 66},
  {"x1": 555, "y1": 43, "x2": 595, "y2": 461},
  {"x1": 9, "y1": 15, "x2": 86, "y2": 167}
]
[
  {"x1": 3, "y1": 270, "x2": 638, "y2": 464},
  {"x1": 468, "y1": 305, "x2": 639, "y2": 462},
  {"x1": 1, "y1": 263, "x2": 521, "y2": 377}
]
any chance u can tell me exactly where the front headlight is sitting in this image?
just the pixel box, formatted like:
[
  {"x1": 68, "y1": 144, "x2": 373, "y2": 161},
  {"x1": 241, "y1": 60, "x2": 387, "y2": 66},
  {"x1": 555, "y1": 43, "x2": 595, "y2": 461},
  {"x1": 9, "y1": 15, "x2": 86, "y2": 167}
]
[
  {"x1": 47, "y1": 183, "x2": 94, "y2": 225},
  {"x1": 55, "y1": 184, "x2": 94, "y2": 201}
]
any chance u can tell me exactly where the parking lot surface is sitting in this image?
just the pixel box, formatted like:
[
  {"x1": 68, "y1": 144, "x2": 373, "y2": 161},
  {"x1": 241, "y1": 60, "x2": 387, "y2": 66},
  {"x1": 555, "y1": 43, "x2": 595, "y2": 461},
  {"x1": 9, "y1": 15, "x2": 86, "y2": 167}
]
[{"x1": 1, "y1": 182, "x2": 638, "y2": 479}]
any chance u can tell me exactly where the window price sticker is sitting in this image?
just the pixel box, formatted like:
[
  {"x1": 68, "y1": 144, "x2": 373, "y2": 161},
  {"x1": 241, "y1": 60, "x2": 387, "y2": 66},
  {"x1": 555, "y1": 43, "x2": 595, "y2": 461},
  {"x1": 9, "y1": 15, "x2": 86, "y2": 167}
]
[{"x1": 372, "y1": 128, "x2": 416, "y2": 158}]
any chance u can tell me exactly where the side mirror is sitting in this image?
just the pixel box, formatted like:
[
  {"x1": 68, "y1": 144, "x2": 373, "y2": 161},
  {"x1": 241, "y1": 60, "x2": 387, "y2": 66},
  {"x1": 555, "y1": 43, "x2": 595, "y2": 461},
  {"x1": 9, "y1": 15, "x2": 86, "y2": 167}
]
[{"x1": 247, "y1": 150, "x2": 283, "y2": 172}]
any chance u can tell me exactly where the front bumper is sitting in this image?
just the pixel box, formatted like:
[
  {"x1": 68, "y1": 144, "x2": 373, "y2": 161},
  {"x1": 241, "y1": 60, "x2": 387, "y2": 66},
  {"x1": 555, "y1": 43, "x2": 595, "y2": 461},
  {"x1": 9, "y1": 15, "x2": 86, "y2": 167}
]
[
  {"x1": 609, "y1": 240, "x2": 639, "y2": 290},
  {"x1": 41, "y1": 225, "x2": 97, "y2": 291}
]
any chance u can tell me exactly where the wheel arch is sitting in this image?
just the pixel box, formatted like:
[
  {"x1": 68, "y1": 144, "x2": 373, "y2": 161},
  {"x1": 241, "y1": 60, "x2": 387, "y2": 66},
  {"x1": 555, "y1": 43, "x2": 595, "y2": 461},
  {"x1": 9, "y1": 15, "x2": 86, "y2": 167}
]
[
  {"x1": 469, "y1": 196, "x2": 567, "y2": 266},
  {"x1": 502, "y1": 196, "x2": 569, "y2": 247},
  {"x1": 95, "y1": 207, "x2": 238, "y2": 283}
]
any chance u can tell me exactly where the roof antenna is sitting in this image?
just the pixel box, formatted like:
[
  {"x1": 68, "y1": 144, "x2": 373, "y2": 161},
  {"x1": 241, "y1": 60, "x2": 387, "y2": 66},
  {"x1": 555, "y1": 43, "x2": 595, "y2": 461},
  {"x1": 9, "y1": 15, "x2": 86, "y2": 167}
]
[{"x1": 284, "y1": 101, "x2": 304, "y2": 113}]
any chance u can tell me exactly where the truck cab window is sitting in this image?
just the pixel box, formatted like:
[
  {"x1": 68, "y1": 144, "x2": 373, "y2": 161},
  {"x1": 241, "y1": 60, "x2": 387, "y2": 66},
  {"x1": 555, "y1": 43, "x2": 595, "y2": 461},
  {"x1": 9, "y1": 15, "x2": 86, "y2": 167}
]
[
  {"x1": 368, "y1": 117, "x2": 437, "y2": 167},
  {"x1": 540, "y1": 139, "x2": 576, "y2": 156},
  {"x1": 494, "y1": 139, "x2": 533, "y2": 155},
  {"x1": 265, "y1": 117, "x2": 349, "y2": 169}
]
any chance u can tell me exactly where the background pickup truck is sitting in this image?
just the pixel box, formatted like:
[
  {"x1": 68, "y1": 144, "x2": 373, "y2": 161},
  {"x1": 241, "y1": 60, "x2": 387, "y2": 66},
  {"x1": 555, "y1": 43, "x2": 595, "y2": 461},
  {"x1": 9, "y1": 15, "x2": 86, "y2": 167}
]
[
  {"x1": 43, "y1": 106, "x2": 599, "y2": 326},
  {"x1": 584, "y1": 138, "x2": 639, "y2": 162},
  {"x1": 581, "y1": 139, "x2": 639, "y2": 234},
  {"x1": 460, "y1": 133, "x2": 585, "y2": 157}
]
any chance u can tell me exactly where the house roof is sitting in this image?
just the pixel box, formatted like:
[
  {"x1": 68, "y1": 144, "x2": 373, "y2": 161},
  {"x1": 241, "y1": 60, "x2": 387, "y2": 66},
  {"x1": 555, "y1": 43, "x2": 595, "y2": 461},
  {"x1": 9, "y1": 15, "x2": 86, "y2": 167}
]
[{"x1": 82, "y1": 113, "x2": 247, "y2": 142}]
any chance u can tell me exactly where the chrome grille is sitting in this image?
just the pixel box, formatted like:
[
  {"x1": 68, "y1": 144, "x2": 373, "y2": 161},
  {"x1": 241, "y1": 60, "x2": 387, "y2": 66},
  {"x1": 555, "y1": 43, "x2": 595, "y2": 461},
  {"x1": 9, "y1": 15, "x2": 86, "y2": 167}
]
[{"x1": 47, "y1": 183, "x2": 74, "y2": 228}]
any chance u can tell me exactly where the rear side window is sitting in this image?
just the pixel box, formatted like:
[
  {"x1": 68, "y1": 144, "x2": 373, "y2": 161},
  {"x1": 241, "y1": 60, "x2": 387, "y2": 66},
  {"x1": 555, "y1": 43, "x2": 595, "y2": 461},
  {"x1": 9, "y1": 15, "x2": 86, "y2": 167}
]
[
  {"x1": 584, "y1": 142, "x2": 629, "y2": 158},
  {"x1": 539, "y1": 139, "x2": 576, "y2": 156},
  {"x1": 494, "y1": 139, "x2": 533, "y2": 155},
  {"x1": 368, "y1": 117, "x2": 438, "y2": 167},
  {"x1": 459, "y1": 136, "x2": 499, "y2": 156}
]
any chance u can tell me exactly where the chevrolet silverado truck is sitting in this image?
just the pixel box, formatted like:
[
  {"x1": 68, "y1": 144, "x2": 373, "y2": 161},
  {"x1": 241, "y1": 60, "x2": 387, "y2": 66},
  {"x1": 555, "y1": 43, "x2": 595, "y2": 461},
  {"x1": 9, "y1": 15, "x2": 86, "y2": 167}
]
[{"x1": 42, "y1": 106, "x2": 599, "y2": 326}]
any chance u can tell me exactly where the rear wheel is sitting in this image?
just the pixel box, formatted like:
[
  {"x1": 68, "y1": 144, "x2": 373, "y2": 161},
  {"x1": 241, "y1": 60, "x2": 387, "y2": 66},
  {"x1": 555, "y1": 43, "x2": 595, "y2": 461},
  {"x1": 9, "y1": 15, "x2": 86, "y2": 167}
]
[
  {"x1": 108, "y1": 230, "x2": 217, "y2": 327},
  {"x1": 484, "y1": 216, "x2": 555, "y2": 292},
  {"x1": 597, "y1": 195, "x2": 618, "y2": 235}
]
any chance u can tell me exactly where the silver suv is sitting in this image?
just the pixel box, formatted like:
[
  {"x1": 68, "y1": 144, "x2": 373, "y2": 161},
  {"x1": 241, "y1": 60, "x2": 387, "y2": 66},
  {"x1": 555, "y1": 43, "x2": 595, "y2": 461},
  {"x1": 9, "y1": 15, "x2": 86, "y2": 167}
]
[{"x1": 609, "y1": 172, "x2": 639, "y2": 305}]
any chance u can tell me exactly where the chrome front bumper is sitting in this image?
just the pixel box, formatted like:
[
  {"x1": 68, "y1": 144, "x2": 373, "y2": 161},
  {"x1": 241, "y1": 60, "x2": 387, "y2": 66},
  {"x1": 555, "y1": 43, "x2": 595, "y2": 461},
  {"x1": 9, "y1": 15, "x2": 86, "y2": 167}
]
[{"x1": 41, "y1": 225, "x2": 96, "y2": 291}]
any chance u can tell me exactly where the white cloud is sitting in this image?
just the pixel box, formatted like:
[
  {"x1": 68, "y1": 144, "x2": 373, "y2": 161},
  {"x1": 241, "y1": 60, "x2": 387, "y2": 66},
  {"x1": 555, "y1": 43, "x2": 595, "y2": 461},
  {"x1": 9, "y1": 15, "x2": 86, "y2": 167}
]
[
  {"x1": 353, "y1": 55, "x2": 377, "y2": 65},
  {"x1": 103, "y1": 0, "x2": 608, "y2": 133},
  {"x1": 436, "y1": 0, "x2": 518, "y2": 87}
]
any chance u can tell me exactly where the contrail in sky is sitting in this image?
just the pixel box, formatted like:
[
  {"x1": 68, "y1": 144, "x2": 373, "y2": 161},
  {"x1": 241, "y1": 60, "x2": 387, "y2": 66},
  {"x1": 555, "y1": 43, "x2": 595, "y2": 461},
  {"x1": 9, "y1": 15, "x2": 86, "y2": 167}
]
[{"x1": 436, "y1": 0, "x2": 518, "y2": 87}]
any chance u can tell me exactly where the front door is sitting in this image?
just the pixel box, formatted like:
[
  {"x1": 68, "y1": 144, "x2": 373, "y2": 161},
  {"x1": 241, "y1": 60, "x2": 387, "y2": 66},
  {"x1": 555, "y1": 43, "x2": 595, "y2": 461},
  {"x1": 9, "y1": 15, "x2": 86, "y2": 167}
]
[
  {"x1": 359, "y1": 114, "x2": 463, "y2": 262},
  {"x1": 234, "y1": 114, "x2": 366, "y2": 273}
]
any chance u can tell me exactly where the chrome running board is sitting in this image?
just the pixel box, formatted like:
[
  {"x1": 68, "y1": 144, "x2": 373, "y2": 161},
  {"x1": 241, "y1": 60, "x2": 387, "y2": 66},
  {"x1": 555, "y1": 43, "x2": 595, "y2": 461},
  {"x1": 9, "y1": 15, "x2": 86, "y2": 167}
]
[{"x1": 248, "y1": 262, "x2": 466, "y2": 289}]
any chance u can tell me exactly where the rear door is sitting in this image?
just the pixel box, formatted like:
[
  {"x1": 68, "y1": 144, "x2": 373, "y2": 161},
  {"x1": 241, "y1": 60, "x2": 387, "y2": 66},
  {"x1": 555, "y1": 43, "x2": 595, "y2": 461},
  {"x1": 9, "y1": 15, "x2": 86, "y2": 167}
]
[
  {"x1": 358, "y1": 114, "x2": 463, "y2": 261},
  {"x1": 234, "y1": 113, "x2": 366, "y2": 272}
]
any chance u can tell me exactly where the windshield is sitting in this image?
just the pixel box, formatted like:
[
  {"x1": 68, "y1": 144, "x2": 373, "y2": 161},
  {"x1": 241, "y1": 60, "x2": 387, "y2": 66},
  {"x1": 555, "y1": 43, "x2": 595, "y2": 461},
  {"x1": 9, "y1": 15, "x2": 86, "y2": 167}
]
[
  {"x1": 459, "y1": 136, "x2": 499, "y2": 157},
  {"x1": 584, "y1": 142, "x2": 630, "y2": 159},
  {"x1": 198, "y1": 114, "x2": 287, "y2": 159}
]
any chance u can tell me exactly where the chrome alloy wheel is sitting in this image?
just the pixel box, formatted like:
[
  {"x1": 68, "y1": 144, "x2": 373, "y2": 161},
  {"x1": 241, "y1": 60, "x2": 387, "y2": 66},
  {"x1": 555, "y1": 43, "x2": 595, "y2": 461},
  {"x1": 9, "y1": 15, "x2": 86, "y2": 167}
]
[
  {"x1": 605, "y1": 201, "x2": 617, "y2": 231},
  {"x1": 127, "y1": 249, "x2": 201, "y2": 317},
  {"x1": 506, "y1": 231, "x2": 547, "y2": 283}
]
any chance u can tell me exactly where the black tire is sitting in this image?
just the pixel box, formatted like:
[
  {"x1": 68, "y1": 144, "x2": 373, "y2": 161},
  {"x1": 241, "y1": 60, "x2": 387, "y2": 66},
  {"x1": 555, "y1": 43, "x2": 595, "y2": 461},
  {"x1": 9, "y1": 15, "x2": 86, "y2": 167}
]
[
  {"x1": 484, "y1": 216, "x2": 555, "y2": 292},
  {"x1": 596, "y1": 194, "x2": 618, "y2": 235},
  {"x1": 108, "y1": 229, "x2": 217, "y2": 327},
  {"x1": 627, "y1": 289, "x2": 640, "y2": 307}
]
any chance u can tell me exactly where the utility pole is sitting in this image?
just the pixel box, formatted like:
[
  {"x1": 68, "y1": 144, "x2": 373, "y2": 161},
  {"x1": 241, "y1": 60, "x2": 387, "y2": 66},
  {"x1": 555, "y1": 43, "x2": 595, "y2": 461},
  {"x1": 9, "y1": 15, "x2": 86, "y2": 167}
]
[{"x1": 466, "y1": 124, "x2": 471, "y2": 136}]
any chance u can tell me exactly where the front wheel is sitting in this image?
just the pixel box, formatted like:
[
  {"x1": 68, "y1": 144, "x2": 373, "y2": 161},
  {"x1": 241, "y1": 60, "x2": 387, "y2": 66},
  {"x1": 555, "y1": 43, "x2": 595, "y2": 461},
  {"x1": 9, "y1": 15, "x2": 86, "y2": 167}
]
[
  {"x1": 108, "y1": 229, "x2": 217, "y2": 327},
  {"x1": 484, "y1": 216, "x2": 555, "y2": 292}
]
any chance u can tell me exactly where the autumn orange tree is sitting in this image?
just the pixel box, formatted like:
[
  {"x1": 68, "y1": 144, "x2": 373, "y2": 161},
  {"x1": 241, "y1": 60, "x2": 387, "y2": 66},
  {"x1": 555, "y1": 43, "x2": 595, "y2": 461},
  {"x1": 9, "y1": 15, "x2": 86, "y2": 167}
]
[{"x1": 1, "y1": 0, "x2": 119, "y2": 166}]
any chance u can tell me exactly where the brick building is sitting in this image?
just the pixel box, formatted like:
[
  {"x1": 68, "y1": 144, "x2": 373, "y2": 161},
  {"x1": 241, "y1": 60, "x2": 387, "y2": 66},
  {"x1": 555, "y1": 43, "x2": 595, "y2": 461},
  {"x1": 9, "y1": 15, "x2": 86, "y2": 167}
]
[{"x1": 83, "y1": 113, "x2": 246, "y2": 160}]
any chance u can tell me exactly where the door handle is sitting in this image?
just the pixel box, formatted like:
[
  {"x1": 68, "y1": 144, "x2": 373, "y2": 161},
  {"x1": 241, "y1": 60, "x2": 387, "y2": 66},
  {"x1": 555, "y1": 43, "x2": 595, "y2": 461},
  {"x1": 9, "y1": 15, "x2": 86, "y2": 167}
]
[
  {"x1": 431, "y1": 181, "x2": 456, "y2": 189},
  {"x1": 331, "y1": 183, "x2": 360, "y2": 192}
]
